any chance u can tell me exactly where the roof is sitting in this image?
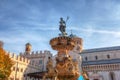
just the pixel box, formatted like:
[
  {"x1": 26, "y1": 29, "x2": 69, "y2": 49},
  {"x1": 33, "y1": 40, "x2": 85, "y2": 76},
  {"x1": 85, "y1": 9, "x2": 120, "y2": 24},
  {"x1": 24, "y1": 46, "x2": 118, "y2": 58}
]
[
  {"x1": 81, "y1": 46, "x2": 120, "y2": 53},
  {"x1": 26, "y1": 43, "x2": 31, "y2": 46},
  {"x1": 82, "y1": 59, "x2": 120, "y2": 66},
  {"x1": 26, "y1": 71, "x2": 46, "y2": 78}
]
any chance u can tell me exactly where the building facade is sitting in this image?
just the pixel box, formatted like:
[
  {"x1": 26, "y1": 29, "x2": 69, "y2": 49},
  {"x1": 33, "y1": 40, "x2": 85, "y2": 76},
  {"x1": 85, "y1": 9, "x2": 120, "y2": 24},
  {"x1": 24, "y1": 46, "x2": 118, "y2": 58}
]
[
  {"x1": 81, "y1": 46, "x2": 120, "y2": 80},
  {"x1": 9, "y1": 53, "x2": 40, "y2": 80},
  {"x1": 8, "y1": 43, "x2": 53, "y2": 80}
]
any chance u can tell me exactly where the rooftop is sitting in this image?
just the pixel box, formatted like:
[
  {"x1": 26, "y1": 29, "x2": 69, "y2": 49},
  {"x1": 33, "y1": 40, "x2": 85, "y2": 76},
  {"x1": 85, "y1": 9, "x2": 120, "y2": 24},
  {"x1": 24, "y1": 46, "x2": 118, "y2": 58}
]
[{"x1": 82, "y1": 46, "x2": 120, "y2": 53}]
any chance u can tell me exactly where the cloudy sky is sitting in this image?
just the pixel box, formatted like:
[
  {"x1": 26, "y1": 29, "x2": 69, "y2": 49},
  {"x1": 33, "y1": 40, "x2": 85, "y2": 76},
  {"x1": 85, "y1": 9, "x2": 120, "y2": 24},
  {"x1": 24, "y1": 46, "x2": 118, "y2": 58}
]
[{"x1": 0, "y1": 0, "x2": 120, "y2": 54}]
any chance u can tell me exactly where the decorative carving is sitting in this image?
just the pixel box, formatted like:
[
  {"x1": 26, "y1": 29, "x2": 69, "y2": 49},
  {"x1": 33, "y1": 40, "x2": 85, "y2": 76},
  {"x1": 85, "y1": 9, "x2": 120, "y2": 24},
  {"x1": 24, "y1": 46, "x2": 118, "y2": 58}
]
[
  {"x1": 46, "y1": 57, "x2": 54, "y2": 73},
  {"x1": 82, "y1": 70, "x2": 89, "y2": 80},
  {"x1": 49, "y1": 36, "x2": 82, "y2": 80},
  {"x1": 43, "y1": 57, "x2": 58, "y2": 80}
]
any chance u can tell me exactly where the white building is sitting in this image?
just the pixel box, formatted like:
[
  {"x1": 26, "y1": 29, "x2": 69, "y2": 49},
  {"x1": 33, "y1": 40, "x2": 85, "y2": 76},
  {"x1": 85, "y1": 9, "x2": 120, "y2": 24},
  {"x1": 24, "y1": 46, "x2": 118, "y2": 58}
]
[{"x1": 81, "y1": 46, "x2": 120, "y2": 80}]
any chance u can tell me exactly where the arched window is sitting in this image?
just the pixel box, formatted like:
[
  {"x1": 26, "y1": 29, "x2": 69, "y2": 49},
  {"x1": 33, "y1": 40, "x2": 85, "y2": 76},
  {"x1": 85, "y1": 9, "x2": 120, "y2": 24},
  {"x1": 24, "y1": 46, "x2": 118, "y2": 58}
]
[{"x1": 109, "y1": 72, "x2": 116, "y2": 80}]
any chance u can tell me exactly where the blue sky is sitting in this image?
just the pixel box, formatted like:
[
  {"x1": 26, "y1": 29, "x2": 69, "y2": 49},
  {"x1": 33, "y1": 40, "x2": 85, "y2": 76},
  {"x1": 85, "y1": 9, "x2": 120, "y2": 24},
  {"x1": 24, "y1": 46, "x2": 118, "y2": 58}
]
[{"x1": 1, "y1": 0, "x2": 120, "y2": 54}]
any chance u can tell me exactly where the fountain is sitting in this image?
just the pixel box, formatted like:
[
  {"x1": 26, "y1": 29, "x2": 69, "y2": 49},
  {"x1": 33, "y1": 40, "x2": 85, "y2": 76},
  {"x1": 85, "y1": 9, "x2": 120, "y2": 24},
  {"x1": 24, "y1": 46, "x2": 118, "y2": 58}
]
[{"x1": 43, "y1": 18, "x2": 89, "y2": 80}]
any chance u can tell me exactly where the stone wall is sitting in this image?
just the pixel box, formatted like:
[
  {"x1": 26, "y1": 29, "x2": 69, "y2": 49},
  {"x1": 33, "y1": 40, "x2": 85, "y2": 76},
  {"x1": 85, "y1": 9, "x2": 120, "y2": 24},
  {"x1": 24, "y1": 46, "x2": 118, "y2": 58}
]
[{"x1": 81, "y1": 46, "x2": 120, "y2": 80}]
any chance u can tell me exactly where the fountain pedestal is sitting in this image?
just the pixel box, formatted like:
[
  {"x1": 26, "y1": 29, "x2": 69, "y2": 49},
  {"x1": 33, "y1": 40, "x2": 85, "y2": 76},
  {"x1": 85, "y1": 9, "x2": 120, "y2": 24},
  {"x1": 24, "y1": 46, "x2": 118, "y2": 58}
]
[{"x1": 50, "y1": 36, "x2": 80, "y2": 80}]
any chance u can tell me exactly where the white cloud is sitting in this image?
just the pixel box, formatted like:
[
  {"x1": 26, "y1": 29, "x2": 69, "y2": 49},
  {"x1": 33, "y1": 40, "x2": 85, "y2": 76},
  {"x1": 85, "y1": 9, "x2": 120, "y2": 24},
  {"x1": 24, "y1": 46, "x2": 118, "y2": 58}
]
[
  {"x1": 82, "y1": 28, "x2": 120, "y2": 38},
  {"x1": 67, "y1": 25, "x2": 120, "y2": 38}
]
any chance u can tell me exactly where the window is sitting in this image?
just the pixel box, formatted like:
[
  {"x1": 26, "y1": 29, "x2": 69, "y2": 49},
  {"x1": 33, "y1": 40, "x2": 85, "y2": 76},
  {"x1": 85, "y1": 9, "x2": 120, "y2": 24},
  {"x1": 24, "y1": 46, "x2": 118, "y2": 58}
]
[
  {"x1": 20, "y1": 57, "x2": 22, "y2": 61},
  {"x1": 17, "y1": 68, "x2": 19, "y2": 72},
  {"x1": 23, "y1": 58, "x2": 25, "y2": 62},
  {"x1": 107, "y1": 54, "x2": 110, "y2": 59},
  {"x1": 95, "y1": 56, "x2": 98, "y2": 60},
  {"x1": 85, "y1": 57, "x2": 88, "y2": 61},
  {"x1": 16, "y1": 56, "x2": 18, "y2": 60},
  {"x1": 109, "y1": 72, "x2": 116, "y2": 80},
  {"x1": 21, "y1": 68, "x2": 23, "y2": 72},
  {"x1": 32, "y1": 60, "x2": 34, "y2": 65},
  {"x1": 39, "y1": 60, "x2": 42, "y2": 64}
]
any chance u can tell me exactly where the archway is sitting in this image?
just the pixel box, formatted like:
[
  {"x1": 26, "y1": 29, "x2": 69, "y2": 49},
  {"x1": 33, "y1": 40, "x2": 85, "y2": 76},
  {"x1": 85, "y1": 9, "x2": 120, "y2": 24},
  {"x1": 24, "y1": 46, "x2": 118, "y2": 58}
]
[
  {"x1": 90, "y1": 72, "x2": 103, "y2": 80},
  {"x1": 109, "y1": 72, "x2": 116, "y2": 80}
]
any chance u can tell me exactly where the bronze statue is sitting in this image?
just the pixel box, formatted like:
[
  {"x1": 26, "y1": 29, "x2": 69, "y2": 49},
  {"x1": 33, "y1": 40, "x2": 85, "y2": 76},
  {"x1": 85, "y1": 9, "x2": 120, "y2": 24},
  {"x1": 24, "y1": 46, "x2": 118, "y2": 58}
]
[{"x1": 59, "y1": 17, "x2": 66, "y2": 35}]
